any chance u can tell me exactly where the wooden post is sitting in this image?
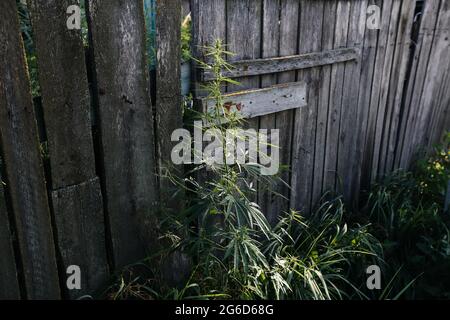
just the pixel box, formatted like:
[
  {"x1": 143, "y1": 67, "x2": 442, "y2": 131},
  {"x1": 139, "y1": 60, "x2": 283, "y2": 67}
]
[
  {"x1": 0, "y1": 0, "x2": 60, "y2": 299},
  {"x1": 87, "y1": 0, "x2": 158, "y2": 270}
]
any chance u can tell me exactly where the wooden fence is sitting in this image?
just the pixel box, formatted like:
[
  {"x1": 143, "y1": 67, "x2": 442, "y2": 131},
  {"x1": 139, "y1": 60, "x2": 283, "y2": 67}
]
[
  {"x1": 192, "y1": 0, "x2": 450, "y2": 223},
  {"x1": 0, "y1": 0, "x2": 182, "y2": 299},
  {"x1": 0, "y1": 0, "x2": 448, "y2": 299}
]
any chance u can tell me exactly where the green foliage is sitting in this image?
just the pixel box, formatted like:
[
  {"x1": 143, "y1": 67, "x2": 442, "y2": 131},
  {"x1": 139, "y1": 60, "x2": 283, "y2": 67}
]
[
  {"x1": 17, "y1": 0, "x2": 40, "y2": 97},
  {"x1": 181, "y1": 14, "x2": 192, "y2": 62},
  {"x1": 144, "y1": 0, "x2": 157, "y2": 70},
  {"x1": 415, "y1": 132, "x2": 450, "y2": 206},
  {"x1": 362, "y1": 133, "x2": 450, "y2": 299}
]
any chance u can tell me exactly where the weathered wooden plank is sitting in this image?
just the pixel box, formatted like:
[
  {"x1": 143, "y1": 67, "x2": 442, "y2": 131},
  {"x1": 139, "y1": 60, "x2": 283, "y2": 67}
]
[
  {"x1": 156, "y1": 0, "x2": 191, "y2": 287},
  {"x1": 0, "y1": 158, "x2": 20, "y2": 300},
  {"x1": 394, "y1": 7, "x2": 423, "y2": 169},
  {"x1": 425, "y1": 0, "x2": 450, "y2": 148},
  {"x1": 379, "y1": 0, "x2": 416, "y2": 176},
  {"x1": 413, "y1": 0, "x2": 450, "y2": 151},
  {"x1": 0, "y1": 0, "x2": 60, "y2": 299},
  {"x1": 428, "y1": 57, "x2": 450, "y2": 148},
  {"x1": 312, "y1": 0, "x2": 337, "y2": 207},
  {"x1": 28, "y1": 0, "x2": 110, "y2": 297},
  {"x1": 201, "y1": 48, "x2": 360, "y2": 81},
  {"x1": 382, "y1": 0, "x2": 416, "y2": 174},
  {"x1": 352, "y1": 0, "x2": 381, "y2": 196},
  {"x1": 272, "y1": 0, "x2": 300, "y2": 219},
  {"x1": 226, "y1": 0, "x2": 262, "y2": 103},
  {"x1": 156, "y1": 0, "x2": 183, "y2": 206},
  {"x1": 191, "y1": 0, "x2": 226, "y2": 66},
  {"x1": 190, "y1": 0, "x2": 227, "y2": 217},
  {"x1": 258, "y1": 0, "x2": 280, "y2": 223},
  {"x1": 51, "y1": 177, "x2": 108, "y2": 299},
  {"x1": 323, "y1": 0, "x2": 350, "y2": 196},
  {"x1": 371, "y1": 0, "x2": 401, "y2": 180},
  {"x1": 87, "y1": 0, "x2": 158, "y2": 270},
  {"x1": 336, "y1": 0, "x2": 367, "y2": 204},
  {"x1": 361, "y1": 0, "x2": 394, "y2": 188},
  {"x1": 291, "y1": 0, "x2": 324, "y2": 214},
  {"x1": 202, "y1": 82, "x2": 307, "y2": 120},
  {"x1": 28, "y1": 0, "x2": 96, "y2": 189},
  {"x1": 191, "y1": 0, "x2": 226, "y2": 100},
  {"x1": 227, "y1": 0, "x2": 262, "y2": 202},
  {"x1": 398, "y1": 0, "x2": 442, "y2": 168}
]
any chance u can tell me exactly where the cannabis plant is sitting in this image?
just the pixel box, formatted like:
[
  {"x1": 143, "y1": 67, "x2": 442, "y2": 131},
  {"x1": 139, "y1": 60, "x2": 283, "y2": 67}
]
[{"x1": 159, "y1": 39, "x2": 383, "y2": 300}]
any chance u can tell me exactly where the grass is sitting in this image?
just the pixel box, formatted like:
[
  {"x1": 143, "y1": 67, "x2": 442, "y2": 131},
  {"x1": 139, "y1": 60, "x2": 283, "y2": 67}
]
[{"x1": 105, "y1": 142, "x2": 449, "y2": 300}]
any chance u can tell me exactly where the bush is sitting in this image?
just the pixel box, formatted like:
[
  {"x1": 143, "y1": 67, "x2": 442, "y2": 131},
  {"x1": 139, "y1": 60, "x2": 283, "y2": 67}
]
[{"x1": 361, "y1": 132, "x2": 450, "y2": 299}]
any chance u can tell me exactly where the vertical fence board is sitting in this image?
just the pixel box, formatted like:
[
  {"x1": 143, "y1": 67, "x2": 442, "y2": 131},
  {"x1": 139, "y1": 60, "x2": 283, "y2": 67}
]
[
  {"x1": 413, "y1": 0, "x2": 450, "y2": 150},
  {"x1": 0, "y1": 0, "x2": 60, "y2": 299},
  {"x1": 323, "y1": 0, "x2": 350, "y2": 195},
  {"x1": 398, "y1": 0, "x2": 441, "y2": 168},
  {"x1": 274, "y1": 0, "x2": 300, "y2": 217},
  {"x1": 0, "y1": 159, "x2": 20, "y2": 299},
  {"x1": 429, "y1": 57, "x2": 450, "y2": 146},
  {"x1": 371, "y1": 0, "x2": 401, "y2": 180},
  {"x1": 28, "y1": 0, "x2": 96, "y2": 189},
  {"x1": 156, "y1": 0, "x2": 183, "y2": 207},
  {"x1": 51, "y1": 177, "x2": 107, "y2": 297},
  {"x1": 226, "y1": 0, "x2": 262, "y2": 105},
  {"x1": 353, "y1": 0, "x2": 380, "y2": 196},
  {"x1": 227, "y1": 0, "x2": 262, "y2": 203},
  {"x1": 156, "y1": 0, "x2": 191, "y2": 286},
  {"x1": 259, "y1": 0, "x2": 280, "y2": 223},
  {"x1": 361, "y1": 0, "x2": 393, "y2": 188},
  {"x1": 87, "y1": 0, "x2": 158, "y2": 270},
  {"x1": 312, "y1": 0, "x2": 337, "y2": 206},
  {"x1": 191, "y1": 0, "x2": 226, "y2": 61},
  {"x1": 28, "y1": 0, "x2": 109, "y2": 297},
  {"x1": 378, "y1": 0, "x2": 415, "y2": 175},
  {"x1": 191, "y1": 0, "x2": 226, "y2": 101},
  {"x1": 291, "y1": 0, "x2": 324, "y2": 213},
  {"x1": 426, "y1": 53, "x2": 450, "y2": 148},
  {"x1": 336, "y1": 0, "x2": 367, "y2": 203},
  {"x1": 382, "y1": 0, "x2": 416, "y2": 174}
]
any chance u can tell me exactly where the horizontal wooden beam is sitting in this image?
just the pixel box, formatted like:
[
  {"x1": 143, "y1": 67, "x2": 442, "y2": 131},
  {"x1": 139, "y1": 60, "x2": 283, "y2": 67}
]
[
  {"x1": 202, "y1": 81, "x2": 307, "y2": 119},
  {"x1": 201, "y1": 48, "x2": 360, "y2": 81}
]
